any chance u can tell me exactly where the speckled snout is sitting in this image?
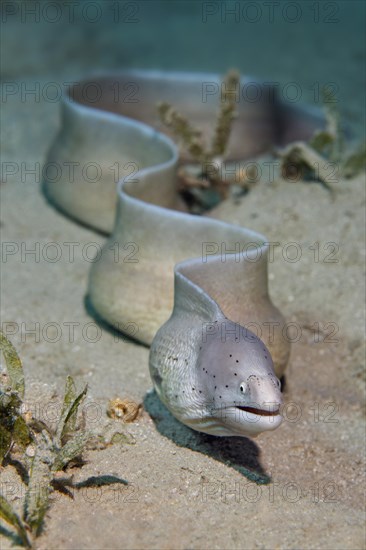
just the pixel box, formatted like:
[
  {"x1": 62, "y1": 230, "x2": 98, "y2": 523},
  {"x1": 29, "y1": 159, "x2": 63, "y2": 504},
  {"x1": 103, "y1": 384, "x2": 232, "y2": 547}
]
[{"x1": 240, "y1": 374, "x2": 283, "y2": 413}]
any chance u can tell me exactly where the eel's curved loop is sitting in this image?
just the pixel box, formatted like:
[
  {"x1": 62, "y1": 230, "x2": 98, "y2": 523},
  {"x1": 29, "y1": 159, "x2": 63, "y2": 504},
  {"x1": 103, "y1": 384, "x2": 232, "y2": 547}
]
[
  {"x1": 45, "y1": 70, "x2": 323, "y2": 233},
  {"x1": 44, "y1": 71, "x2": 324, "y2": 435}
]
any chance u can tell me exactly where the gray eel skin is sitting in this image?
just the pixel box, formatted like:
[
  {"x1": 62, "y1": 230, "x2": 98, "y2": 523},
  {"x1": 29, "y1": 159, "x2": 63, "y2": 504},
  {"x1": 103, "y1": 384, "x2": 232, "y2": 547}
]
[
  {"x1": 150, "y1": 258, "x2": 283, "y2": 437},
  {"x1": 44, "y1": 70, "x2": 324, "y2": 438}
]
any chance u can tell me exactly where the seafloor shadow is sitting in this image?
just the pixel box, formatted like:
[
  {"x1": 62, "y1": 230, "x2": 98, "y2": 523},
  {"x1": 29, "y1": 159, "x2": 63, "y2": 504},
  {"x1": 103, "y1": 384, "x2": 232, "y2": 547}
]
[
  {"x1": 41, "y1": 180, "x2": 109, "y2": 237},
  {"x1": 84, "y1": 294, "x2": 148, "y2": 348},
  {"x1": 144, "y1": 390, "x2": 271, "y2": 484}
]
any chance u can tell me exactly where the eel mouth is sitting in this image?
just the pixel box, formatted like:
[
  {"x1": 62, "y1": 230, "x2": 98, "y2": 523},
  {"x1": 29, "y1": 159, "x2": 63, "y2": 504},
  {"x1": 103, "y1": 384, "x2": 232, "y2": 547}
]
[{"x1": 236, "y1": 406, "x2": 280, "y2": 417}]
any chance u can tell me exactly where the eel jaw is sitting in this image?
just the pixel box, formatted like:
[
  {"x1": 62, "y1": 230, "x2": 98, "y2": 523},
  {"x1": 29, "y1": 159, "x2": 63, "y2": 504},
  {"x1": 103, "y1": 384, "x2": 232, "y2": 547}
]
[
  {"x1": 235, "y1": 405, "x2": 281, "y2": 417},
  {"x1": 227, "y1": 402, "x2": 284, "y2": 435}
]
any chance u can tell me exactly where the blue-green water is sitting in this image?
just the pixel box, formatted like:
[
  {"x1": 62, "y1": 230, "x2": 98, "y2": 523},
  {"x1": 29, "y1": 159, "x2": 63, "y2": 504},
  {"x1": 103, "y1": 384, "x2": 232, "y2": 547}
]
[{"x1": 1, "y1": 0, "x2": 365, "y2": 137}]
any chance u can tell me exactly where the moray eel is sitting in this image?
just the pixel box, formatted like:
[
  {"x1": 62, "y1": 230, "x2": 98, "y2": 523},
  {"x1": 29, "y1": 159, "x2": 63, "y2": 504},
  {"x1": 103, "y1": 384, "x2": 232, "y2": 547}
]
[
  {"x1": 44, "y1": 70, "x2": 324, "y2": 437},
  {"x1": 150, "y1": 261, "x2": 283, "y2": 437}
]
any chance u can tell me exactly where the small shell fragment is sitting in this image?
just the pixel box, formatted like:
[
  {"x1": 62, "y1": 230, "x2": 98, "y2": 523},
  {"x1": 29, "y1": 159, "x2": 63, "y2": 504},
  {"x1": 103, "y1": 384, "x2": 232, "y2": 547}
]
[{"x1": 107, "y1": 398, "x2": 142, "y2": 423}]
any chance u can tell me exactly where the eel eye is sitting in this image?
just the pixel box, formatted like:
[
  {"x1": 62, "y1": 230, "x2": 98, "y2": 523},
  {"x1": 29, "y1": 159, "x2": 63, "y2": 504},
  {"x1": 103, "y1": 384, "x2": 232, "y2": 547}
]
[{"x1": 240, "y1": 383, "x2": 247, "y2": 393}]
